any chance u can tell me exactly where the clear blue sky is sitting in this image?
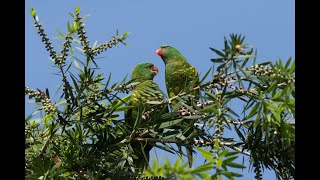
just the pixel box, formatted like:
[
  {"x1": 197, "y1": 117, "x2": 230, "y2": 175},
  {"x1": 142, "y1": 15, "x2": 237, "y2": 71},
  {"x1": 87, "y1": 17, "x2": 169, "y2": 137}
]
[{"x1": 25, "y1": 1, "x2": 294, "y2": 179}]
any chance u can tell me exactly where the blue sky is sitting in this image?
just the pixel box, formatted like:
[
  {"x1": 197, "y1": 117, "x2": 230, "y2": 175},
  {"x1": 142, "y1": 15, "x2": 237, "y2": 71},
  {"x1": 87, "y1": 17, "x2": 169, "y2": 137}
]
[{"x1": 25, "y1": 1, "x2": 294, "y2": 179}]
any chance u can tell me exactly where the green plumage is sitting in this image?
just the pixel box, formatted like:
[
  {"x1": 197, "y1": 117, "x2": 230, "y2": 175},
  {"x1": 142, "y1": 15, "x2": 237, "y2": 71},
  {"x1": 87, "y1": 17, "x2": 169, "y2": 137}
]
[
  {"x1": 127, "y1": 80, "x2": 164, "y2": 127},
  {"x1": 157, "y1": 45, "x2": 200, "y2": 110},
  {"x1": 157, "y1": 45, "x2": 200, "y2": 168},
  {"x1": 125, "y1": 62, "x2": 163, "y2": 171}
]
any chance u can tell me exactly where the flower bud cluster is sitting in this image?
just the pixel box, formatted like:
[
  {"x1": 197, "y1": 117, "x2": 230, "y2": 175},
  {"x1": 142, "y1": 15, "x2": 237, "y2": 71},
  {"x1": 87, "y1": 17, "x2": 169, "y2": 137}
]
[
  {"x1": 33, "y1": 18, "x2": 56, "y2": 60},
  {"x1": 248, "y1": 64, "x2": 273, "y2": 76},
  {"x1": 56, "y1": 33, "x2": 73, "y2": 66},
  {"x1": 92, "y1": 36, "x2": 121, "y2": 56},
  {"x1": 74, "y1": 13, "x2": 91, "y2": 57},
  {"x1": 25, "y1": 87, "x2": 57, "y2": 114}
]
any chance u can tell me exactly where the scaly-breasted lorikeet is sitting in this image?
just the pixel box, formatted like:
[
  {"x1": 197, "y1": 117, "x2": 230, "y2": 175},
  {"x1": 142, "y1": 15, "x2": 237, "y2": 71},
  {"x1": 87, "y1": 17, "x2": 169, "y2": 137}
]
[
  {"x1": 156, "y1": 45, "x2": 200, "y2": 168},
  {"x1": 156, "y1": 45, "x2": 200, "y2": 110},
  {"x1": 125, "y1": 62, "x2": 164, "y2": 171}
]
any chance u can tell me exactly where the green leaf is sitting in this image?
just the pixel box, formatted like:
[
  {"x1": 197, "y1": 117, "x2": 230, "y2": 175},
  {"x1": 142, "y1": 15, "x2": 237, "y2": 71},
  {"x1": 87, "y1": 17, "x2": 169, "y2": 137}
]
[
  {"x1": 160, "y1": 112, "x2": 179, "y2": 120},
  {"x1": 183, "y1": 115, "x2": 202, "y2": 120},
  {"x1": 115, "y1": 106, "x2": 133, "y2": 112},
  {"x1": 226, "y1": 151, "x2": 239, "y2": 157},
  {"x1": 111, "y1": 95, "x2": 131, "y2": 108},
  {"x1": 216, "y1": 158, "x2": 223, "y2": 169},
  {"x1": 158, "y1": 119, "x2": 184, "y2": 129},
  {"x1": 153, "y1": 144, "x2": 175, "y2": 154},
  {"x1": 176, "y1": 133, "x2": 186, "y2": 140},
  {"x1": 61, "y1": 171, "x2": 75, "y2": 177},
  {"x1": 76, "y1": 47, "x2": 85, "y2": 53},
  {"x1": 233, "y1": 54, "x2": 255, "y2": 59},
  {"x1": 210, "y1": 47, "x2": 226, "y2": 58},
  {"x1": 226, "y1": 107, "x2": 239, "y2": 117},
  {"x1": 229, "y1": 172, "x2": 243, "y2": 177},
  {"x1": 200, "y1": 106, "x2": 219, "y2": 114},
  {"x1": 284, "y1": 57, "x2": 292, "y2": 69},
  {"x1": 91, "y1": 58, "x2": 98, "y2": 68},
  {"x1": 246, "y1": 102, "x2": 260, "y2": 120},
  {"x1": 258, "y1": 62, "x2": 272, "y2": 66},
  {"x1": 75, "y1": 5, "x2": 80, "y2": 14},
  {"x1": 73, "y1": 60, "x2": 83, "y2": 72},
  {"x1": 220, "y1": 171, "x2": 233, "y2": 179},
  {"x1": 265, "y1": 83, "x2": 278, "y2": 94},
  {"x1": 56, "y1": 27, "x2": 67, "y2": 37},
  {"x1": 253, "y1": 111, "x2": 261, "y2": 129},
  {"x1": 123, "y1": 31, "x2": 129, "y2": 37},
  {"x1": 234, "y1": 126, "x2": 245, "y2": 141},
  {"x1": 30, "y1": 8, "x2": 36, "y2": 17},
  {"x1": 214, "y1": 140, "x2": 219, "y2": 150},
  {"x1": 146, "y1": 101, "x2": 163, "y2": 105},
  {"x1": 68, "y1": 12, "x2": 74, "y2": 18},
  {"x1": 203, "y1": 176, "x2": 211, "y2": 180},
  {"x1": 289, "y1": 60, "x2": 295, "y2": 74},
  {"x1": 195, "y1": 147, "x2": 214, "y2": 162},
  {"x1": 204, "y1": 91, "x2": 218, "y2": 102},
  {"x1": 271, "y1": 90, "x2": 285, "y2": 100},
  {"x1": 73, "y1": 21, "x2": 78, "y2": 31},
  {"x1": 49, "y1": 162, "x2": 61, "y2": 175},
  {"x1": 211, "y1": 58, "x2": 225, "y2": 63},
  {"x1": 273, "y1": 111, "x2": 281, "y2": 123},
  {"x1": 92, "y1": 40, "x2": 98, "y2": 49},
  {"x1": 241, "y1": 48, "x2": 254, "y2": 68},
  {"x1": 264, "y1": 102, "x2": 279, "y2": 113},
  {"x1": 188, "y1": 162, "x2": 213, "y2": 174},
  {"x1": 199, "y1": 67, "x2": 212, "y2": 84},
  {"x1": 45, "y1": 88, "x2": 50, "y2": 99},
  {"x1": 70, "y1": 73, "x2": 80, "y2": 94},
  {"x1": 217, "y1": 63, "x2": 226, "y2": 72},
  {"x1": 44, "y1": 114, "x2": 53, "y2": 127},
  {"x1": 218, "y1": 150, "x2": 229, "y2": 158},
  {"x1": 67, "y1": 21, "x2": 72, "y2": 33},
  {"x1": 223, "y1": 156, "x2": 237, "y2": 164}
]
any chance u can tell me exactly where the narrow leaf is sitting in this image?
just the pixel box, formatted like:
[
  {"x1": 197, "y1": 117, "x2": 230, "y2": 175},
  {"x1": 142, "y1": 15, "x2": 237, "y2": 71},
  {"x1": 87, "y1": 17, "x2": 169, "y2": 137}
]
[{"x1": 210, "y1": 47, "x2": 226, "y2": 58}]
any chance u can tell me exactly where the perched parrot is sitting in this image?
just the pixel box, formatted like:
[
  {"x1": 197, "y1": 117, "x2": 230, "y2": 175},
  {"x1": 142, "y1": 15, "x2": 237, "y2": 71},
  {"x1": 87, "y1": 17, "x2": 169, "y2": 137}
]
[
  {"x1": 156, "y1": 45, "x2": 200, "y2": 168},
  {"x1": 125, "y1": 62, "x2": 165, "y2": 171},
  {"x1": 156, "y1": 45, "x2": 200, "y2": 110}
]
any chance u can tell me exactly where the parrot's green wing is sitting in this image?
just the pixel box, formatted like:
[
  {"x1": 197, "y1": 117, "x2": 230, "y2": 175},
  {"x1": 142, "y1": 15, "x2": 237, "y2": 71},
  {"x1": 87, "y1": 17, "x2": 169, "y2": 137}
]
[
  {"x1": 125, "y1": 80, "x2": 164, "y2": 128},
  {"x1": 165, "y1": 60, "x2": 199, "y2": 110}
]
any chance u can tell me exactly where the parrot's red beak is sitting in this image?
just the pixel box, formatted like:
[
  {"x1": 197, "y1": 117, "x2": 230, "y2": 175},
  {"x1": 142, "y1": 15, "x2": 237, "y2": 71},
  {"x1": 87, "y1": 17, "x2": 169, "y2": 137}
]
[
  {"x1": 156, "y1": 48, "x2": 164, "y2": 57},
  {"x1": 152, "y1": 65, "x2": 159, "y2": 76}
]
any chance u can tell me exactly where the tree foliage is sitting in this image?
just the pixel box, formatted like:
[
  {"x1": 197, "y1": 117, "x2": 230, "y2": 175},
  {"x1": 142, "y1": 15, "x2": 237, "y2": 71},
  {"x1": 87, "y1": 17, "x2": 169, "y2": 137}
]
[{"x1": 25, "y1": 6, "x2": 295, "y2": 180}]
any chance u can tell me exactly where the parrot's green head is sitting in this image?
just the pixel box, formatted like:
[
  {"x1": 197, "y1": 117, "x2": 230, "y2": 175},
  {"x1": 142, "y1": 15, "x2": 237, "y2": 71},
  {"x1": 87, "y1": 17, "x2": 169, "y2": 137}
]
[
  {"x1": 156, "y1": 45, "x2": 183, "y2": 64},
  {"x1": 131, "y1": 62, "x2": 159, "y2": 82}
]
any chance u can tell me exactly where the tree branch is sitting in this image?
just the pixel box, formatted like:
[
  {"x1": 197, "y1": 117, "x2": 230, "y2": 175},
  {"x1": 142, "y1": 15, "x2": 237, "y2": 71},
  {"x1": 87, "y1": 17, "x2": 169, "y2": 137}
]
[{"x1": 118, "y1": 137, "x2": 251, "y2": 157}]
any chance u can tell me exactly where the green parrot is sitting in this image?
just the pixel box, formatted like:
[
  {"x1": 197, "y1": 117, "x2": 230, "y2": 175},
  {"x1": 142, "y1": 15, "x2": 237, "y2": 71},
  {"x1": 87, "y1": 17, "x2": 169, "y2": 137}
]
[
  {"x1": 156, "y1": 45, "x2": 200, "y2": 110},
  {"x1": 125, "y1": 62, "x2": 164, "y2": 171},
  {"x1": 156, "y1": 45, "x2": 200, "y2": 168}
]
